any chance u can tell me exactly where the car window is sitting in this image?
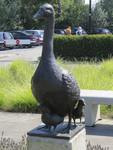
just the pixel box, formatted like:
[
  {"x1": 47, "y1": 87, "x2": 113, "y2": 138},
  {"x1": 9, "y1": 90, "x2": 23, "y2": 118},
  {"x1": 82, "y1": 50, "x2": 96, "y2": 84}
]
[
  {"x1": 54, "y1": 30, "x2": 60, "y2": 34},
  {"x1": 71, "y1": 29, "x2": 74, "y2": 32},
  {"x1": 40, "y1": 32, "x2": 44, "y2": 35},
  {"x1": 11, "y1": 32, "x2": 20, "y2": 36},
  {"x1": 104, "y1": 29, "x2": 110, "y2": 32},
  {"x1": 21, "y1": 31, "x2": 31, "y2": 35},
  {"x1": 101, "y1": 29, "x2": 107, "y2": 32},
  {"x1": 9, "y1": 33, "x2": 14, "y2": 39},
  {"x1": 0, "y1": 33, "x2": 2, "y2": 39},
  {"x1": 34, "y1": 31, "x2": 39, "y2": 35},
  {"x1": 24, "y1": 31, "x2": 34, "y2": 35},
  {"x1": 95, "y1": 29, "x2": 100, "y2": 33},
  {"x1": 4, "y1": 33, "x2": 12, "y2": 39},
  {"x1": 54, "y1": 30, "x2": 57, "y2": 33}
]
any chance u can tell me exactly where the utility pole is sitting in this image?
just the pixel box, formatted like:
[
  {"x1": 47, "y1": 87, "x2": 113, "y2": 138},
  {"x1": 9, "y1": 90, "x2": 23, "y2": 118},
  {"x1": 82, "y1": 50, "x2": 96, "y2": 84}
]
[{"x1": 89, "y1": 0, "x2": 91, "y2": 34}]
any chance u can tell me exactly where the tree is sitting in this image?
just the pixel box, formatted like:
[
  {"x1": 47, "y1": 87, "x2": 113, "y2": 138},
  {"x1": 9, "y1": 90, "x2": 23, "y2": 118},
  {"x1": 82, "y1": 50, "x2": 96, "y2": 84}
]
[
  {"x1": 77, "y1": 4, "x2": 89, "y2": 32},
  {"x1": 20, "y1": 0, "x2": 90, "y2": 30},
  {"x1": 0, "y1": 0, "x2": 23, "y2": 31},
  {"x1": 100, "y1": 0, "x2": 113, "y2": 31},
  {"x1": 91, "y1": 2, "x2": 109, "y2": 29}
]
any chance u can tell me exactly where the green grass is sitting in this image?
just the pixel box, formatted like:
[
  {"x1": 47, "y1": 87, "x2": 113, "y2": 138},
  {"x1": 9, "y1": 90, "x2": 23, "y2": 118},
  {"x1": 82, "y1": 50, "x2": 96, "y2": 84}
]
[
  {"x1": 0, "y1": 59, "x2": 38, "y2": 112},
  {"x1": 57, "y1": 58, "x2": 113, "y2": 91},
  {"x1": 58, "y1": 58, "x2": 113, "y2": 118},
  {"x1": 0, "y1": 58, "x2": 113, "y2": 118}
]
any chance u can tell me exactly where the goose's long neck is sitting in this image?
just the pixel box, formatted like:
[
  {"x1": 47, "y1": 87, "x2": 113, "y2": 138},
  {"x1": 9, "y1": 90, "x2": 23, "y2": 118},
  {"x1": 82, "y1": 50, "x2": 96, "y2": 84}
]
[{"x1": 42, "y1": 13, "x2": 55, "y2": 59}]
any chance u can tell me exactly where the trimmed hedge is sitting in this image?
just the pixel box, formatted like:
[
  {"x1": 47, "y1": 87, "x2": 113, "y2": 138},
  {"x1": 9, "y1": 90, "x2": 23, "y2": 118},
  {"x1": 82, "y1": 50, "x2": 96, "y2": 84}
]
[{"x1": 53, "y1": 35, "x2": 113, "y2": 60}]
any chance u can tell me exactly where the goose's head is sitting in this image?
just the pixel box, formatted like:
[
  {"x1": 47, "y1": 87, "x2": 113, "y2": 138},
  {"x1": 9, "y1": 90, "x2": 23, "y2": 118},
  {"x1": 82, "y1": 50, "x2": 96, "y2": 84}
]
[
  {"x1": 79, "y1": 99, "x2": 86, "y2": 106},
  {"x1": 33, "y1": 4, "x2": 54, "y2": 19}
]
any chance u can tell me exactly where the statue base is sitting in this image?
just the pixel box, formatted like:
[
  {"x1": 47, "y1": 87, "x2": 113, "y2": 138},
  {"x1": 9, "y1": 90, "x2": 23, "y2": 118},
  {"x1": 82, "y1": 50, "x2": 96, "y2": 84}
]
[{"x1": 27, "y1": 122, "x2": 86, "y2": 150}]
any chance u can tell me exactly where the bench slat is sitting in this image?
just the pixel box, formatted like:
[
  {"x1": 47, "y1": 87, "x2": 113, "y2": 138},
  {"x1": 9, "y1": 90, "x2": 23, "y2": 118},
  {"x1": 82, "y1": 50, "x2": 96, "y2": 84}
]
[{"x1": 80, "y1": 90, "x2": 113, "y2": 105}]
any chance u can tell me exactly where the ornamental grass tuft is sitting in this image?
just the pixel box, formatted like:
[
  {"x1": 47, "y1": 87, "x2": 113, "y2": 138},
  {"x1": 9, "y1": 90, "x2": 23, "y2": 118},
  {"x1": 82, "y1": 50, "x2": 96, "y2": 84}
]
[{"x1": 0, "y1": 59, "x2": 38, "y2": 112}]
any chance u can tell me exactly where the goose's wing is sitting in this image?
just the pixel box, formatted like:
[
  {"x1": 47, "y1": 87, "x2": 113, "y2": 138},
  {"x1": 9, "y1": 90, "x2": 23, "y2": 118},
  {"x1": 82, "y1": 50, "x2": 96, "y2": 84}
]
[{"x1": 62, "y1": 69, "x2": 80, "y2": 101}]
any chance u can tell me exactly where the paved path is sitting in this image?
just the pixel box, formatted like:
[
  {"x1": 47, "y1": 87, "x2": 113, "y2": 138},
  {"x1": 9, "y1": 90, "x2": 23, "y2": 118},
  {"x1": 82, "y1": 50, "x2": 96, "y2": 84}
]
[
  {"x1": 0, "y1": 112, "x2": 113, "y2": 149},
  {"x1": 0, "y1": 46, "x2": 42, "y2": 67}
]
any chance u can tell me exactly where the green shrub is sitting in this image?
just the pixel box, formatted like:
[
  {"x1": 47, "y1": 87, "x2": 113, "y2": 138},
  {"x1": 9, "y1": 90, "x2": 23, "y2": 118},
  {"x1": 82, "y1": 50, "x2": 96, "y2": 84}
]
[{"x1": 53, "y1": 35, "x2": 113, "y2": 60}]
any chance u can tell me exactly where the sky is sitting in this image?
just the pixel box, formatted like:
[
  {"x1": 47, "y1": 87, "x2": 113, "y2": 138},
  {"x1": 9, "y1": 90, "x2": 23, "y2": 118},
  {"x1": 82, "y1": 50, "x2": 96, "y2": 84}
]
[{"x1": 85, "y1": 0, "x2": 99, "y2": 4}]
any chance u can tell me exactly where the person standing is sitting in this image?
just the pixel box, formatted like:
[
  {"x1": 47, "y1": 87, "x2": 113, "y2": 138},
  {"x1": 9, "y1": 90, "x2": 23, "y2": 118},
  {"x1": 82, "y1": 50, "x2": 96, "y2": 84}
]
[
  {"x1": 66, "y1": 26, "x2": 72, "y2": 35},
  {"x1": 76, "y1": 27, "x2": 82, "y2": 35}
]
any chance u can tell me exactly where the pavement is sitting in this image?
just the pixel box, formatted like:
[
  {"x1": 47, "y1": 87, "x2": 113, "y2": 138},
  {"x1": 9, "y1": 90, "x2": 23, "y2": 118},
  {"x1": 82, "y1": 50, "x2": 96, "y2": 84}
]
[
  {"x1": 0, "y1": 111, "x2": 113, "y2": 149},
  {"x1": 0, "y1": 46, "x2": 42, "y2": 67}
]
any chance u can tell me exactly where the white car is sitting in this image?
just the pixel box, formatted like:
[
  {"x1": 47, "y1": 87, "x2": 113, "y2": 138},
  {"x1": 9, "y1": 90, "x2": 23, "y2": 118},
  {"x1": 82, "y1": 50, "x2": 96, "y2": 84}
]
[
  {"x1": 25, "y1": 30, "x2": 44, "y2": 45},
  {"x1": 0, "y1": 32, "x2": 15, "y2": 50}
]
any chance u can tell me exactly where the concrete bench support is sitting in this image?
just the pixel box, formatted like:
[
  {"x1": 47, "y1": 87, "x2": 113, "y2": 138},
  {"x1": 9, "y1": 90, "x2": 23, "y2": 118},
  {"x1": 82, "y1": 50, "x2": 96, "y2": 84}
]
[
  {"x1": 85, "y1": 104, "x2": 100, "y2": 126},
  {"x1": 80, "y1": 90, "x2": 113, "y2": 126}
]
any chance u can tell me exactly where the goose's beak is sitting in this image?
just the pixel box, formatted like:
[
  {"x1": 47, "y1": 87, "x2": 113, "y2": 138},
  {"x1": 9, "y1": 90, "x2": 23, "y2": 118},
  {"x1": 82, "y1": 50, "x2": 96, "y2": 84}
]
[
  {"x1": 33, "y1": 8, "x2": 44, "y2": 19},
  {"x1": 83, "y1": 103, "x2": 86, "y2": 106},
  {"x1": 33, "y1": 11, "x2": 40, "y2": 19}
]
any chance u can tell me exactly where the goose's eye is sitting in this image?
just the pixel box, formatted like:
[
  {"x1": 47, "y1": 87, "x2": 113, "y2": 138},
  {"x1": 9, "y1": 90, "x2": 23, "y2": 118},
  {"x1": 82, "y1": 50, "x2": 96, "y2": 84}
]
[
  {"x1": 46, "y1": 8, "x2": 52, "y2": 13},
  {"x1": 47, "y1": 8, "x2": 51, "y2": 11}
]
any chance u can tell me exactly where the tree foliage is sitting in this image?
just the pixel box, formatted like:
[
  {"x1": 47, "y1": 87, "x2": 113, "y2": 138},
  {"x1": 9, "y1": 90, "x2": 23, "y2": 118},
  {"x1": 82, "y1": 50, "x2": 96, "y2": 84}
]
[
  {"x1": 91, "y1": 2, "x2": 108, "y2": 29},
  {"x1": 0, "y1": 0, "x2": 113, "y2": 32},
  {"x1": 20, "y1": 0, "x2": 89, "y2": 30},
  {"x1": 0, "y1": 0, "x2": 23, "y2": 31},
  {"x1": 55, "y1": 0, "x2": 89, "y2": 29},
  {"x1": 100, "y1": 0, "x2": 113, "y2": 30},
  {"x1": 21, "y1": 0, "x2": 58, "y2": 29}
]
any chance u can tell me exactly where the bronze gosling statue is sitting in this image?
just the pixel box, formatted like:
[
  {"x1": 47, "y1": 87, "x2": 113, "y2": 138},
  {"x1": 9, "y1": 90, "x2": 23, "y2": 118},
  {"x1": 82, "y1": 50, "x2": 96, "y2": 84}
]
[
  {"x1": 72, "y1": 99, "x2": 86, "y2": 126},
  {"x1": 37, "y1": 104, "x2": 64, "y2": 132}
]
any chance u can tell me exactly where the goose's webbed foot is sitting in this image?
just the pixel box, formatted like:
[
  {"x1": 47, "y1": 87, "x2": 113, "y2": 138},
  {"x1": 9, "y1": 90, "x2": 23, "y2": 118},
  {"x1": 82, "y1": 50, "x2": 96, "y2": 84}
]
[
  {"x1": 37, "y1": 125, "x2": 51, "y2": 131},
  {"x1": 73, "y1": 123, "x2": 76, "y2": 127},
  {"x1": 60, "y1": 124, "x2": 71, "y2": 133}
]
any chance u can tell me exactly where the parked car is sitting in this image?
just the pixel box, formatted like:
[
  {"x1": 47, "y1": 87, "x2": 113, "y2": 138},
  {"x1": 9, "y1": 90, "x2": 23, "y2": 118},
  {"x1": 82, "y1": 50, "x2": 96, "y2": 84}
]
[
  {"x1": 0, "y1": 32, "x2": 14, "y2": 50},
  {"x1": 25, "y1": 30, "x2": 44, "y2": 45},
  {"x1": 54, "y1": 29, "x2": 66, "y2": 35},
  {"x1": 71, "y1": 28, "x2": 87, "y2": 35},
  {"x1": 92, "y1": 28, "x2": 112, "y2": 35},
  {"x1": 9, "y1": 31, "x2": 36, "y2": 47}
]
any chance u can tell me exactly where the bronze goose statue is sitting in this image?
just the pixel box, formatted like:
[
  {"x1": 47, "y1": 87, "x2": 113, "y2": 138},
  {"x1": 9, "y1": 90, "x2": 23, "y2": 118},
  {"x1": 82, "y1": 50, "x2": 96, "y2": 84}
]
[{"x1": 31, "y1": 4, "x2": 80, "y2": 132}]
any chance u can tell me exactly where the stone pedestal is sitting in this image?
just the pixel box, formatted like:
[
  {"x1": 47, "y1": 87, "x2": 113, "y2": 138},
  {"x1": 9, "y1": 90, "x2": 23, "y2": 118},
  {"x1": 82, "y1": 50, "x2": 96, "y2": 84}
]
[{"x1": 27, "y1": 122, "x2": 86, "y2": 150}]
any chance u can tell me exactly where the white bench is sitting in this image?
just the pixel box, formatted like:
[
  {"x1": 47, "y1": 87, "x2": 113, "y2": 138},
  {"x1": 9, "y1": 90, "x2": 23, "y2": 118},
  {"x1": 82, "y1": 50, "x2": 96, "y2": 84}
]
[{"x1": 80, "y1": 90, "x2": 113, "y2": 126}]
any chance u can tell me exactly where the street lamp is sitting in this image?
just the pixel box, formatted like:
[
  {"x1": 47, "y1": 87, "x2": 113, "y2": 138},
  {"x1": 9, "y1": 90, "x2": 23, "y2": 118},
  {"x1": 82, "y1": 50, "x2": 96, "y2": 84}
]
[{"x1": 89, "y1": 0, "x2": 91, "y2": 34}]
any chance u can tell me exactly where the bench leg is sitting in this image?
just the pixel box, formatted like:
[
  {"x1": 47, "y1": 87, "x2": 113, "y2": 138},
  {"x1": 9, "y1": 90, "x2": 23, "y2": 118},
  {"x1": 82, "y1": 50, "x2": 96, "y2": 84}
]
[{"x1": 85, "y1": 104, "x2": 100, "y2": 126}]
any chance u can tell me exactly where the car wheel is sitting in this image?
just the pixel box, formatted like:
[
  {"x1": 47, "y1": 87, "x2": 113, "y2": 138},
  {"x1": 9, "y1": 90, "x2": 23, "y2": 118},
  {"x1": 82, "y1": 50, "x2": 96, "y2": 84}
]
[
  {"x1": 22, "y1": 45, "x2": 26, "y2": 48},
  {"x1": 0, "y1": 44, "x2": 6, "y2": 50},
  {"x1": 28, "y1": 45, "x2": 32, "y2": 48},
  {"x1": 9, "y1": 47, "x2": 14, "y2": 49}
]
